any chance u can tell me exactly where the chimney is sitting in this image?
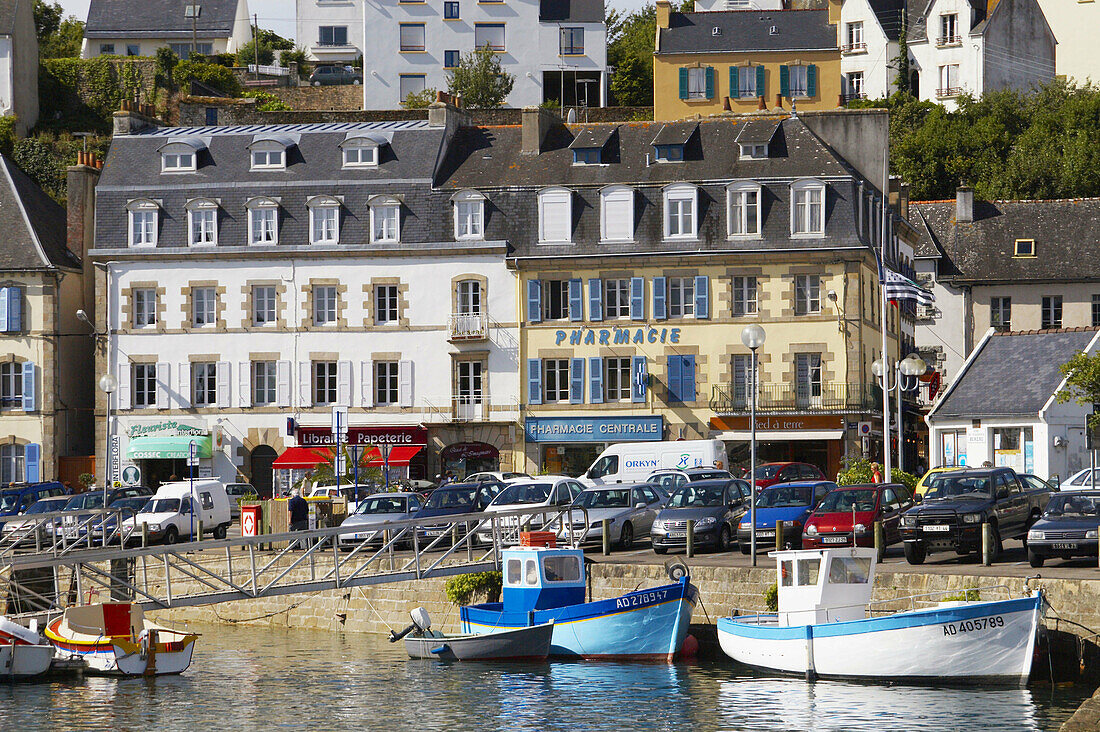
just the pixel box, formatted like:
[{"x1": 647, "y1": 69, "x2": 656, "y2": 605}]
[
  {"x1": 757, "y1": 95, "x2": 767, "y2": 110},
  {"x1": 113, "y1": 103, "x2": 161, "y2": 136},
  {"x1": 427, "y1": 95, "x2": 469, "y2": 130},
  {"x1": 775, "y1": 93, "x2": 783, "y2": 109},
  {"x1": 656, "y1": 0, "x2": 671, "y2": 29},
  {"x1": 67, "y1": 150, "x2": 102, "y2": 359},
  {"x1": 956, "y1": 186, "x2": 973, "y2": 223},
  {"x1": 521, "y1": 106, "x2": 557, "y2": 155}
]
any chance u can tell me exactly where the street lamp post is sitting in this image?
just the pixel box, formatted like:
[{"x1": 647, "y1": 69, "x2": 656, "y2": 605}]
[
  {"x1": 873, "y1": 354, "x2": 928, "y2": 475},
  {"x1": 741, "y1": 324, "x2": 766, "y2": 567},
  {"x1": 98, "y1": 373, "x2": 118, "y2": 509}
]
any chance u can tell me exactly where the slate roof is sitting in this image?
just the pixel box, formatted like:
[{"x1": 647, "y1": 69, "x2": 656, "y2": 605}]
[
  {"x1": 658, "y1": 9, "x2": 838, "y2": 54},
  {"x1": 735, "y1": 118, "x2": 780, "y2": 144},
  {"x1": 539, "y1": 0, "x2": 604, "y2": 24},
  {"x1": 911, "y1": 198, "x2": 1100, "y2": 282},
  {"x1": 84, "y1": 0, "x2": 242, "y2": 38},
  {"x1": 0, "y1": 0, "x2": 18, "y2": 36},
  {"x1": 933, "y1": 329, "x2": 1100, "y2": 419},
  {"x1": 867, "y1": 0, "x2": 906, "y2": 41},
  {"x1": 0, "y1": 155, "x2": 77, "y2": 271},
  {"x1": 569, "y1": 126, "x2": 615, "y2": 149},
  {"x1": 907, "y1": 0, "x2": 985, "y2": 42}
]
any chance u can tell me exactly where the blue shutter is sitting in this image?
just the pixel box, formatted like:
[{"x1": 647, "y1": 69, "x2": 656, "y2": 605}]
[
  {"x1": 807, "y1": 64, "x2": 817, "y2": 97},
  {"x1": 0, "y1": 287, "x2": 7, "y2": 332},
  {"x1": 589, "y1": 357, "x2": 604, "y2": 404},
  {"x1": 667, "y1": 356, "x2": 682, "y2": 403},
  {"x1": 630, "y1": 277, "x2": 644, "y2": 320},
  {"x1": 729, "y1": 66, "x2": 739, "y2": 98},
  {"x1": 526, "y1": 279, "x2": 541, "y2": 323},
  {"x1": 568, "y1": 278, "x2": 583, "y2": 322},
  {"x1": 705, "y1": 66, "x2": 715, "y2": 99},
  {"x1": 588, "y1": 278, "x2": 603, "y2": 322},
  {"x1": 22, "y1": 361, "x2": 35, "y2": 412},
  {"x1": 7, "y1": 287, "x2": 21, "y2": 332},
  {"x1": 780, "y1": 65, "x2": 790, "y2": 97},
  {"x1": 682, "y1": 355, "x2": 696, "y2": 402},
  {"x1": 569, "y1": 358, "x2": 584, "y2": 404},
  {"x1": 756, "y1": 65, "x2": 765, "y2": 97},
  {"x1": 678, "y1": 68, "x2": 689, "y2": 99},
  {"x1": 631, "y1": 356, "x2": 647, "y2": 403},
  {"x1": 24, "y1": 443, "x2": 40, "y2": 483},
  {"x1": 694, "y1": 275, "x2": 709, "y2": 319},
  {"x1": 653, "y1": 276, "x2": 667, "y2": 320},
  {"x1": 527, "y1": 358, "x2": 542, "y2": 405}
]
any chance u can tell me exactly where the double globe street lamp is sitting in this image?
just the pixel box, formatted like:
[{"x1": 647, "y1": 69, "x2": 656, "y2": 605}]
[
  {"x1": 740, "y1": 324, "x2": 766, "y2": 566},
  {"x1": 872, "y1": 353, "x2": 928, "y2": 476}
]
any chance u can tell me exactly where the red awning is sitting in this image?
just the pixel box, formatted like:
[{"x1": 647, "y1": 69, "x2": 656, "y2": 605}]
[
  {"x1": 363, "y1": 445, "x2": 424, "y2": 467},
  {"x1": 272, "y1": 447, "x2": 332, "y2": 469}
]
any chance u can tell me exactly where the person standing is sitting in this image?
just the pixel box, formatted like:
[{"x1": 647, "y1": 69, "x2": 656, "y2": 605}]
[
  {"x1": 871, "y1": 462, "x2": 882, "y2": 484},
  {"x1": 288, "y1": 489, "x2": 309, "y2": 531}
]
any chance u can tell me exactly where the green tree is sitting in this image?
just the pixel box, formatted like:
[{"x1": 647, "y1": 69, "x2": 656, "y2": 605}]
[
  {"x1": 1057, "y1": 351, "x2": 1100, "y2": 431},
  {"x1": 238, "y1": 37, "x2": 275, "y2": 66},
  {"x1": 606, "y1": 3, "x2": 656, "y2": 106},
  {"x1": 256, "y1": 28, "x2": 295, "y2": 51},
  {"x1": 299, "y1": 446, "x2": 383, "y2": 488},
  {"x1": 279, "y1": 46, "x2": 311, "y2": 79},
  {"x1": 34, "y1": 0, "x2": 83, "y2": 58},
  {"x1": 175, "y1": 59, "x2": 243, "y2": 96},
  {"x1": 447, "y1": 44, "x2": 515, "y2": 109},
  {"x1": 402, "y1": 87, "x2": 437, "y2": 109}
]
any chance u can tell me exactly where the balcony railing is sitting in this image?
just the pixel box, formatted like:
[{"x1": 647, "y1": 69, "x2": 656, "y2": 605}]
[
  {"x1": 841, "y1": 42, "x2": 867, "y2": 54},
  {"x1": 936, "y1": 86, "x2": 962, "y2": 98},
  {"x1": 418, "y1": 395, "x2": 520, "y2": 423},
  {"x1": 449, "y1": 312, "x2": 488, "y2": 341},
  {"x1": 710, "y1": 382, "x2": 879, "y2": 415},
  {"x1": 842, "y1": 92, "x2": 867, "y2": 103},
  {"x1": 936, "y1": 35, "x2": 962, "y2": 47}
]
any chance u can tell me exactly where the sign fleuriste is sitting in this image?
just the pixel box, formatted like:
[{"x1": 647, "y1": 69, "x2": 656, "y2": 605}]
[
  {"x1": 525, "y1": 416, "x2": 664, "y2": 443},
  {"x1": 127, "y1": 421, "x2": 208, "y2": 439},
  {"x1": 296, "y1": 425, "x2": 428, "y2": 447}
]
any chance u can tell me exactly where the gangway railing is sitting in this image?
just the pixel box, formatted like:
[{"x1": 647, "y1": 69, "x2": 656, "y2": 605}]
[{"x1": 0, "y1": 507, "x2": 139, "y2": 559}]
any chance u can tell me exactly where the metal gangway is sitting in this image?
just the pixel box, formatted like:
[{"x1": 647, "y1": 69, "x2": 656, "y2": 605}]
[{"x1": 0, "y1": 505, "x2": 591, "y2": 620}]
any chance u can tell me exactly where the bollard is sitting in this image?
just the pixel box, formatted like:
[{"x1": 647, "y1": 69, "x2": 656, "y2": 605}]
[
  {"x1": 142, "y1": 522, "x2": 148, "y2": 548},
  {"x1": 775, "y1": 521, "x2": 784, "y2": 551},
  {"x1": 874, "y1": 520, "x2": 885, "y2": 557},
  {"x1": 452, "y1": 524, "x2": 459, "y2": 548},
  {"x1": 602, "y1": 519, "x2": 611, "y2": 555},
  {"x1": 197, "y1": 520, "x2": 203, "y2": 542},
  {"x1": 982, "y1": 522, "x2": 992, "y2": 566},
  {"x1": 686, "y1": 519, "x2": 695, "y2": 558}
]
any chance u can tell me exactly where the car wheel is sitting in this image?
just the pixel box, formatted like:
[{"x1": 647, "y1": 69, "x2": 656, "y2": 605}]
[
  {"x1": 1027, "y1": 548, "x2": 1045, "y2": 568},
  {"x1": 903, "y1": 542, "x2": 925, "y2": 565},
  {"x1": 987, "y1": 526, "x2": 1003, "y2": 563},
  {"x1": 353, "y1": 79, "x2": 361, "y2": 85},
  {"x1": 163, "y1": 526, "x2": 179, "y2": 545},
  {"x1": 739, "y1": 544, "x2": 751, "y2": 555},
  {"x1": 653, "y1": 545, "x2": 668, "y2": 555},
  {"x1": 618, "y1": 522, "x2": 634, "y2": 550},
  {"x1": 716, "y1": 526, "x2": 732, "y2": 553},
  {"x1": 313, "y1": 81, "x2": 321, "y2": 86},
  {"x1": 213, "y1": 524, "x2": 227, "y2": 540}
]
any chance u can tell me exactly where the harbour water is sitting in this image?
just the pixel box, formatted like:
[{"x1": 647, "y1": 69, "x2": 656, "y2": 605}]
[{"x1": 0, "y1": 623, "x2": 1092, "y2": 731}]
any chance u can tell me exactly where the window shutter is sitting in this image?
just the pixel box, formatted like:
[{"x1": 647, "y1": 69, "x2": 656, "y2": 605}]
[
  {"x1": 682, "y1": 355, "x2": 696, "y2": 402},
  {"x1": 360, "y1": 361, "x2": 373, "y2": 407},
  {"x1": 667, "y1": 355, "x2": 682, "y2": 403},
  {"x1": 780, "y1": 65, "x2": 790, "y2": 97},
  {"x1": 589, "y1": 356, "x2": 604, "y2": 404},
  {"x1": 526, "y1": 279, "x2": 542, "y2": 323},
  {"x1": 298, "y1": 362, "x2": 311, "y2": 406},
  {"x1": 729, "y1": 66, "x2": 739, "y2": 98},
  {"x1": 276, "y1": 360, "x2": 291, "y2": 407},
  {"x1": 796, "y1": 353, "x2": 809, "y2": 400},
  {"x1": 588, "y1": 278, "x2": 603, "y2": 321},
  {"x1": 24, "y1": 444, "x2": 40, "y2": 483},
  {"x1": 0, "y1": 287, "x2": 7, "y2": 331},
  {"x1": 8, "y1": 287, "x2": 22, "y2": 332},
  {"x1": 679, "y1": 67, "x2": 689, "y2": 99},
  {"x1": 216, "y1": 361, "x2": 231, "y2": 408},
  {"x1": 398, "y1": 359, "x2": 414, "y2": 407},
  {"x1": 653, "y1": 276, "x2": 667, "y2": 320},
  {"x1": 21, "y1": 361, "x2": 35, "y2": 412},
  {"x1": 539, "y1": 189, "x2": 572, "y2": 242},
  {"x1": 238, "y1": 361, "x2": 250, "y2": 407},
  {"x1": 807, "y1": 64, "x2": 817, "y2": 97},
  {"x1": 155, "y1": 362, "x2": 169, "y2": 409},
  {"x1": 756, "y1": 65, "x2": 765, "y2": 96},
  {"x1": 705, "y1": 66, "x2": 715, "y2": 99},
  {"x1": 694, "y1": 275, "x2": 709, "y2": 319},
  {"x1": 115, "y1": 363, "x2": 132, "y2": 410},
  {"x1": 569, "y1": 358, "x2": 584, "y2": 404},
  {"x1": 568, "y1": 278, "x2": 583, "y2": 322},
  {"x1": 337, "y1": 360, "x2": 352, "y2": 406},
  {"x1": 178, "y1": 363, "x2": 191, "y2": 408},
  {"x1": 630, "y1": 277, "x2": 644, "y2": 320},
  {"x1": 527, "y1": 358, "x2": 543, "y2": 405},
  {"x1": 734, "y1": 356, "x2": 748, "y2": 402},
  {"x1": 631, "y1": 356, "x2": 647, "y2": 403},
  {"x1": 602, "y1": 188, "x2": 633, "y2": 241}
]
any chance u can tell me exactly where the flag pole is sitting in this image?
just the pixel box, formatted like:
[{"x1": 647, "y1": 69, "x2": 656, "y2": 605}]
[{"x1": 880, "y1": 147, "x2": 892, "y2": 483}]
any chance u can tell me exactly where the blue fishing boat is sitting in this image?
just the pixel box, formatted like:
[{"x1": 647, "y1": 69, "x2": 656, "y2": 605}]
[{"x1": 460, "y1": 543, "x2": 698, "y2": 660}]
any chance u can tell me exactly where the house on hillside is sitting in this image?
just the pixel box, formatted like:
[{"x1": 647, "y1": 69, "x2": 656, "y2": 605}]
[
  {"x1": 81, "y1": 0, "x2": 253, "y2": 59},
  {"x1": 0, "y1": 0, "x2": 39, "y2": 135}
]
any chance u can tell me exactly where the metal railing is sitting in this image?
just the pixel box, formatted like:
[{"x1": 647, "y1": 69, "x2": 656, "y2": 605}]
[
  {"x1": 419, "y1": 395, "x2": 520, "y2": 423},
  {"x1": 936, "y1": 86, "x2": 962, "y2": 98},
  {"x1": 936, "y1": 35, "x2": 962, "y2": 47},
  {"x1": 841, "y1": 42, "x2": 867, "y2": 54},
  {"x1": 710, "y1": 382, "x2": 878, "y2": 414},
  {"x1": 0, "y1": 508, "x2": 140, "y2": 560},
  {"x1": 448, "y1": 312, "x2": 488, "y2": 340},
  {"x1": 247, "y1": 64, "x2": 290, "y2": 77}
]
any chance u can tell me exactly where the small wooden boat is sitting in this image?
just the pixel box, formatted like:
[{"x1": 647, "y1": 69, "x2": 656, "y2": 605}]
[
  {"x1": 392, "y1": 607, "x2": 553, "y2": 661},
  {"x1": 44, "y1": 603, "x2": 199, "y2": 676},
  {"x1": 0, "y1": 616, "x2": 54, "y2": 680}
]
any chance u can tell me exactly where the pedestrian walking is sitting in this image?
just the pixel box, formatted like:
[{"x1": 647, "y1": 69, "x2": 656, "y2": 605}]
[
  {"x1": 288, "y1": 489, "x2": 309, "y2": 548},
  {"x1": 871, "y1": 462, "x2": 882, "y2": 484}
]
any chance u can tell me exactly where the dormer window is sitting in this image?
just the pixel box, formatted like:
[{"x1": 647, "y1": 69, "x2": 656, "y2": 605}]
[
  {"x1": 568, "y1": 126, "x2": 614, "y2": 167},
  {"x1": 341, "y1": 133, "x2": 384, "y2": 168},
  {"x1": 654, "y1": 145, "x2": 684, "y2": 162},
  {"x1": 791, "y1": 178, "x2": 826, "y2": 236},
  {"x1": 663, "y1": 183, "x2": 698, "y2": 240},
  {"x1": 573, "y1": 148, "x2": 601, "y2": 165},
  {"x1": 307, "y1": 196, "x2": 341, "y2": 245},
  {"x1": 727, "y1": 182, "x2": 761, "y2": 238},
  {"x1": 600, "y1": 185, "x2": 634, "y2": 242},
  {"x1": 246, "y1": 197, "x2": 279, "y2": 245},
  {"x1": 453, "y1": 190, "x2": 485, "y2": 240},
  {"x1": 158, "y1": 138, "x2": 203, "y2": 172},
  {"x1": 538, "y1": 187, "x2": 573, "y2": 244},
  {"x1": 249, "y1": 135, "x2": 294, "y2": 170},
  {"x1": 739, "y1": 143, "x2": 768, "y2": 160},
  {"x1": 252, "y1": 147, "x2": 284, "y2": 169},
  {"x1": 185, "y1": 199, "x2": 218, "y2": 246},
  {"x1": 369, "y1": 195, "x2": 401, "y2": 243},
  {"x1": 1014, "y1": 239, "x2": 1035, "y2": 257},
  {"x1": 127, "y1": 199, "x2": 159, "y2": 248}
]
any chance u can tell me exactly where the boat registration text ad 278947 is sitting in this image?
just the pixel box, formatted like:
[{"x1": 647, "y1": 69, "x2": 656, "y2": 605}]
[
  {"x1": 616, "y1": 589, "x2": 670, "y2": 610},
  {"x1": 943, "y1": 616, "x2": 1005, "y2": 636}
]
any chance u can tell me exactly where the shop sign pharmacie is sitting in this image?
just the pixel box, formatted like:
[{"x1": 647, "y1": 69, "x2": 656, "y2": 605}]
[{"x1": 554, "y1": 326, "x2": 683, "y2": 347}]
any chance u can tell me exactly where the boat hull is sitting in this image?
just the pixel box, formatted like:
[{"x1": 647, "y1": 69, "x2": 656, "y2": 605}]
[
  {"x1": 404, "y1": 622, "x2": 554, "y2": 661},
  {"x1": 46, "y1": 620, "x2": 197, "y2": 677},
  {"x1": 718, "y1": 593, "x2": 1042, "y2": 684},
  {"x1": 0, "y1": 643, "x2": 54, "y2": 679},
  {"x1": 461, "y1": 578, "x2": 698, "y2": 660}
]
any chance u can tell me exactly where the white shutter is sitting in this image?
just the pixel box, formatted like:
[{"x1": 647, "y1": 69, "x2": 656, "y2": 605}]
[
  {"x1": 337, "y1": 360, "x2": 352, "y2": 406},
  {"x1": 298, "y1": 362, "x2": 312, "y2": 407},
  {"x1": 360, "y1": 361, "x2": 373, "y2": 407},
  {"x1": 601, "y1": 187, "x2": 633, "y2": 241},
  {"x1": 276, "y1": 360, "x2": 291, "y2": 408},
  {"x1": 215, "y1": 361, "x2": 231, "y2": 408},
  {"x1": 155, "y1": 361, "x2": 170, "y2": 409},
  {"x1": 238, "y1": 361, "x2": 251, "y2": 407},
  {"x1": 539, "y1": 189, "x2": 571, "y2": 242},
  {"x1": 117, "y1": 363, "x2": 131, "y2": 410},
  {"x1": 177, "y1": 363, "x2": 191, "y2": 408},
  {"x1": 398, "y1": 359, "x2": 413, "y2": 407}
]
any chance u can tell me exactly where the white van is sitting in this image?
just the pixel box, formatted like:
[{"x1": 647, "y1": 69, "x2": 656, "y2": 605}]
[
  {"x1": 579, "y1": 440, "x2": 727, "y2": 487},
  {"x1": 124, "y1": 480, "x2": 232, "y2": 545}
]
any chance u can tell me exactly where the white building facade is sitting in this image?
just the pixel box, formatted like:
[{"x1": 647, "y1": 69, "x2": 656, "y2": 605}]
[
  {"x1": 81, "y1": 0, "x2": 253, "y2": 59},
  {"x1": 839, "y1": 0, "x2": 903, "y2": 101}
]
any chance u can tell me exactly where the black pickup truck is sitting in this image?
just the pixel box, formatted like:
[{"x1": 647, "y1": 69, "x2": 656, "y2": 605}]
[{"x1": 898, "y1": 467, "x2": 1052, "y2": 564}]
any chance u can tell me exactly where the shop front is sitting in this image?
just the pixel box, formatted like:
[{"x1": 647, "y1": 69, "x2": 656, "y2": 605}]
[
  {"x1": 276, "y1": 425, "x2": 429, "y2": 491},
  {"x1": 124, "y1": 420, "x2": 214, "y2": 489},
  {"x1": 524, "y1": 416, "x2": 664, "y2": 476},
  {"x1": 709, "y1": 415, "x2": 850, "y2": 480},
  {"x1": 440, "y1": 442, "x2": 500, "y2": 479}
]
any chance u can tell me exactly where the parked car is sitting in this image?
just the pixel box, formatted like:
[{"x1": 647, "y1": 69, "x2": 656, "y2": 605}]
[
  {"x1": 476, "y1": 476, "x2": 584, "y2": 544},
  {"x1": 122, "y1": 480, "x2": 232, "y2": 545},
  {"x1": 92, "y1": 496, "x2": 152, "y2": 545},
  {"x1": 338, "y1": 492, "x2": 423, "y2": 548},
  {"x1": 0, "y1": 496, "x2": 69, "y2": 546},
  {"x1": 559, "y1": 483, "x2": 666, "y2": 549},
  {"x1": 737, "y1": 481, "x2": 838, "y2": 553},
  {"x1": 802, "y1": 483, "x2": 915, "y2": 556},
  {"x1": 646, "y1": 467, "x2": 734, "y2": 496},
  {"x1": 651, "y1": 478, "x2": 751, "y2": 554},
  {"x1": 899, "y1": 467, "x2": 1052, "y2": 564},
  {"x1": 224, "y1": 483, "x2": 256, "y2": 519},
  {"x1": 750, "y1": 463, "x2": 826, "y2": 490},
  {"x1": 411, "y1": 481, "x2": 504, "y2": 545},
  {"x1": 1026, "y1": 491, "x2": 1100, "y2": 567},
  {"x1": 0, "y1": 481, "x2": 70, "y2": 524},
  {"x1": 309, "y1": 65, "x2": 362, "y2": 86},
  {"x1": 465, "y1": 471, "x2": 530, "y2": 484},
  {"x1": 57, "y1": 486, "x2": 152, "y2": 545},
  {"x1": 1062, "y1": 468, "x2": 1100, "y2": 490},
  {"x1": 914, "y1": 466, "x2": 963, "y2": 497},
  {"x1": 1019, "y1": 474, "x2": 1058, "y2": 494}
]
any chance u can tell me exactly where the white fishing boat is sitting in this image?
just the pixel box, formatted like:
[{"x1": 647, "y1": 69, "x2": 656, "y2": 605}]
[
  {"x1": 0, "y1": 615, "x2": 54, "y2": 680},
  {"x1": 717, "y1": 547, "x2": 1042, "y2": 684}
]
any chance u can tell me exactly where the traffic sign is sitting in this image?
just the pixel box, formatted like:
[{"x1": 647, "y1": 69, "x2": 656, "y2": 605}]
[
  {"x1": 121, "y1": 465, "x2": 141, "y2": 486},
  {"x1": 858, "y1": 421, "x2": 872, "y2": 436},
  {"x1": 242, "y1": 511, "x2": 257, "y2": 537},
  {"x1": 186, "y1": 440, "x2": 200, "y2": 467},
  {"x1": 335, "y1": 453, "x2": 347, "y2": 475},
  {"x1": 331, "y1": 406, "x2": 349, "y2": 437}
]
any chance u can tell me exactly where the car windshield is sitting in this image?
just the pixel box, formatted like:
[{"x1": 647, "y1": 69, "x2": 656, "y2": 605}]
[
  {"x1": 0, "y1": 492, "x2": 21, "y2": 512},
  {"x1": 649, "y1": 474, "x2": 683, "y2": 492},
  {"x1": 754, "y1": 465, "x2": 783, "y2": 479},
  {"x1": 1044, "y1": 494, "x2": 1100, "y2": 518},
  {"x1": 64, "y1": 494, "x2": 103, "y2": 511},
  {"x1": 756, "y1": 486, "x2": 813, "y2": 508},
  {"x1": 575, "y1": 489, "x2": 632, "y2": 509},
  {"x1": 141, "y1": 498, "x2": 181, "y2": 513},
  {"x1": 1070, "y1": 469, "x2": 1100, "y2": 486},
  {"x1": 26, "y1": 499, "x2": 66, "y2": 515},
  {"x1": 355, "y1": 497, "x2": 408, "y2": 515},
  {"x1": 495, "y1": 483, "x2": 552, "y2": 505},
  {"x1": 424, "y1": 487, "x2": 477, "y2": 509},
  {"x1": 925, "y1": 476, "x2": 991, "y2": 499},
  {"x1": 109, "y1": 498, "x2": 148, "y2": 512},
  {"x1": 668, "y1": 484, "x2": 727, "y2": 508},
  {"x1": 817, "y1": 489, "x2": 877, "y2": 513}
]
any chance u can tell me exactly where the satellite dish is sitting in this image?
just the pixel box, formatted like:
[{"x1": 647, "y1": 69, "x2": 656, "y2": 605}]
[{"x1": 566, "y1": 108, "x2": 577, "y2": 123}]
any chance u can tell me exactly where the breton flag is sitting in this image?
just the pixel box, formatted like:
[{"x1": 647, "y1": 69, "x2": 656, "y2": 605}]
[{"x1": 883, "y1": 268, "x2": 936, "y2": 306}]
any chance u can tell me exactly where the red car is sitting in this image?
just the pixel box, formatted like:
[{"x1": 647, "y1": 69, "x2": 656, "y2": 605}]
[
  {"x1": 751, "y1": 462, "x2": 826, "y2": 489},
  {"x1": 801, "y1": 483, "x2": 915, "y2": 554}
]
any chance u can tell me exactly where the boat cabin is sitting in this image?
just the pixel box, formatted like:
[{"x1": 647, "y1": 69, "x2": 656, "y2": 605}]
[
  {"x1": 772, "y1": 547, "x2": 878, "y2": 626},
  {"x1": 502, "y1": 546, "x2": 586, "y2": 612}
]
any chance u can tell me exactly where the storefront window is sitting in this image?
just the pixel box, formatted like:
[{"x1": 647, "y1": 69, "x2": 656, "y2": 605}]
[
  {"x1": 541, "y1": 444, "x2": 603, "y2": 477},
  {"x1": 993, "y1": 427, "x2": 1032, "y2": 474}
]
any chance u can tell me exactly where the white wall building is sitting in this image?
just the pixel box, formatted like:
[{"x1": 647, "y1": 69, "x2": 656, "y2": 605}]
[
  {"x1": 0, "y1": 0, "x2": 38, "y2": 135},
  {"x1": 82, "y1": 0, "x2": 253, "y2": 59},
  {"x1": 839, "y1": 0, "x2": 905, "y2": 101},
  {"x1": 1035, "y1": 0, "x2": 1100, "y2": 83}
]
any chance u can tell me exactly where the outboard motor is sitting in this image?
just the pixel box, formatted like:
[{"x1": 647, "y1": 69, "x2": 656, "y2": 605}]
[{"x1": 388, "y1": 607, "x2": 432, "y2": 643}]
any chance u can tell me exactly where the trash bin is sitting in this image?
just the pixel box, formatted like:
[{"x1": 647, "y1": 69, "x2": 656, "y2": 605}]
[{"x1": 241, "y1": 503, "x2": 262, "y2": 537}]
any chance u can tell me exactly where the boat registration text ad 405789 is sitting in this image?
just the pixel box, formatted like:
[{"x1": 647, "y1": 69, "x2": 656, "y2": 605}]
[
  {"x1": 943, "y1": 615, "x2": 1005, "y2": 636},
  {"x1": 615, "y1": 589, "x2": 670, "y2": 610}
]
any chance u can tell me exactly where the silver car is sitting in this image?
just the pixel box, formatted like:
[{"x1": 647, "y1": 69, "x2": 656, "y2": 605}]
[
  {"x1": 338, "y1": 492, "x2": 423, "y2": 548},
  {"x1": 559, "y1": 483, "x2": 667, "y2": 550},
  {"x1": 476, "y1": 476, "x2": 585, "y2": 544}
]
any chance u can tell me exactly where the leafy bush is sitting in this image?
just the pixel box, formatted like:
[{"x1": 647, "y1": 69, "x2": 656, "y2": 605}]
[
  {"x1": 237, "y1": 37, "x2": 274, "y2": 66},
  {"x1": 837, "y1": 458, "x2": 917, "y2": 491},
  {"x1": 78, "y1": 472, "x2": 95, "y2": 488},
  {"x1": 942, "y1": 588, "x2": 981, "y2": 602},
  {"x1": 447, "y1": 44, "x2": 514, "y2": 109},
  {"x1": 764, "y1": 582, "x2": 778, "y2": 612},
  {"x1": 13, "y1": 132, "x2": 110, "y2": 203},
  {"x1": 402, "y1": 88, "x2": 437, "y2": 109},
  {"x1": 174, "y1": 59, "x2": 242, "y2": 96},
  {"x1": 445, "y1": 571, "x2": 503, "y2": 605},
  {"x1": 40, "y1": 57, "x2": 152, "y2": 130},
  {"x1": 242, "y1": 90, "x2": 291, "y2": 111},
  {"x1": 278, "y1": 46, "x2": 310, "y2": 79}
]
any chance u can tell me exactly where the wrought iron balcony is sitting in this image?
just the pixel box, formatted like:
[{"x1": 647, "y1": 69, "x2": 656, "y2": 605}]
[
  {"x1": 841, "y1": 42, "x2": 867, "y2": 54},
  {"x1": 418, "y1": 395, "x2": 520, "y2": 423},
  {"x1": 448, "y1": 312, "x2": 488, "y2": 341},
  {"x1": 710, "y1": 382, "x2": 879, "y2": 415}
]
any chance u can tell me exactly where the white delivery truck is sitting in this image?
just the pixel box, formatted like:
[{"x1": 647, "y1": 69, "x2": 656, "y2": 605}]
[
  {"x1": 578, "y1": 440, "x2": 727, "y2": 486},
  {"x1": 125, "y1": 480, "x2": 232, "y2": 545}
]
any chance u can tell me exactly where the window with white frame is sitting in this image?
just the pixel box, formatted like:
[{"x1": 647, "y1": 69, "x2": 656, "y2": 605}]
[
  {"x1": 192, "y1": 362, "x2": 217, "y2": 406},
  {"x1": 788, "y1": 65, "x2": 809, "y2": 97},
  {"x1": 133, "y1": 288, "x2": 157, "y2": 327},
  {"x1": 732, "y1": 276, "x2": 757, "y2": 316},
  {"x1": 187, "y1": 201, "x2": 217, "y2": 246},
  {"x1": 728, "y1": 183, "x2": 761, "y2": 237},
  {"x1": 253, "y1": 361, "x2": 277, "y2": 405},
  {"x1": 457, "y1": 280, "x2": 481, "y2": 315},
  {"x1": 342, "y1": 140, "x2": 378, "y2": 167},
  {"x1": 538, "y1": 188, "x2": 572, "y2": 243},
  {"x1": 370, "y1": 198, "x2": 400, "y2": 243},
  {"x1": 161, "y1": 143, "x2": 197, "y2": 172},
  {"x1": 605, "y1": 278, "x2": 630, "y2": 318},
  {"x1": 250, "y1": 143, "x2": 286, "y2": 170},
  {"x1": 686, "y1": 67, "x2": 707, "y2": 99},
  {"x1": 192, "y1": 287, "x2": 217, "y2": 327},
  {"x1": 795, "y1": 274, "x2": 821, "y2": 315},
  {"x1": 846, "y1": 21, "x2": 864, "y2": 51},
  {"x1": 133, "y1": 363, "x2": 156, "y2": 408},
  {"x1": 732, "y1": 354, "x2": 751, "y2": 404},
  {"x1": 739, "y1": 144, "x2": 767, "y2": 160},
  {"x1": 796, "y1": 353, "x2": 823, "y2": 399},
  {"x1": 309, "y1": 198, "x2": 340, "y2": 244},
  {"x1": 1042, "y1": 295, "x2": 1063, "y2": 329},
  {"x1": 313, "y1": 285, "x2": 338, "y2": 325},
  {"x1": 600, "y1": 186, "x2": 634, "y2": 242},
  {"x1": 454, "y1": 191, "x2": 485, "y2": 239},
  {"x1": 248, "y1": 200, "x2": 279, "y2": 245},
  {"x1": 313, "y1": 361, "x2": 337, "y2": 405},
  {"x1": 938, "y1": 64, "x2": 960, "y2": 96},
  {"x1": 128, "y1": 200, "x2": 158, "y2": 247},
  {"x1": 664, "y1": 184, "x2": 697, "y2": 239},
  {"x1": 669, "y1": 277, "x2": 695, "y2": 318},
  {"x1": 543, "y1": 359, "x2": 570, "y2": 402},
  {"x1": 605, "y1": 357, "x2": 631, "y2": 401},
  {"x1": 939, "y1": 13, "x2": 959, "y2": 44},
  {"x1": 456, "y1": 360, "x2": 484, "y2": 407},
  {"x1": 738, "y1": 67, "x2": 757, "y2": 98},
  {"x1": 791, "y1": 180, "x2": 825, "y2": 235},
  {"x1": 847, "y1": 71, "x2": 865, "y2": 99},
  {"x1": 375, "y1": 361, "x2": 399, "y2": 405},
  {"x1": 0, "y1": 362, "x2": 23, "y2": 407},
  {"x1": 0, "y1": 444, "x2": 24, "y2": 483},
  {"x1": 252, "y1": 285, "x2": 276, "y2": 326},
  {"x1": 376, "y1": 284, "x2": 399, "y2": 323}
]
